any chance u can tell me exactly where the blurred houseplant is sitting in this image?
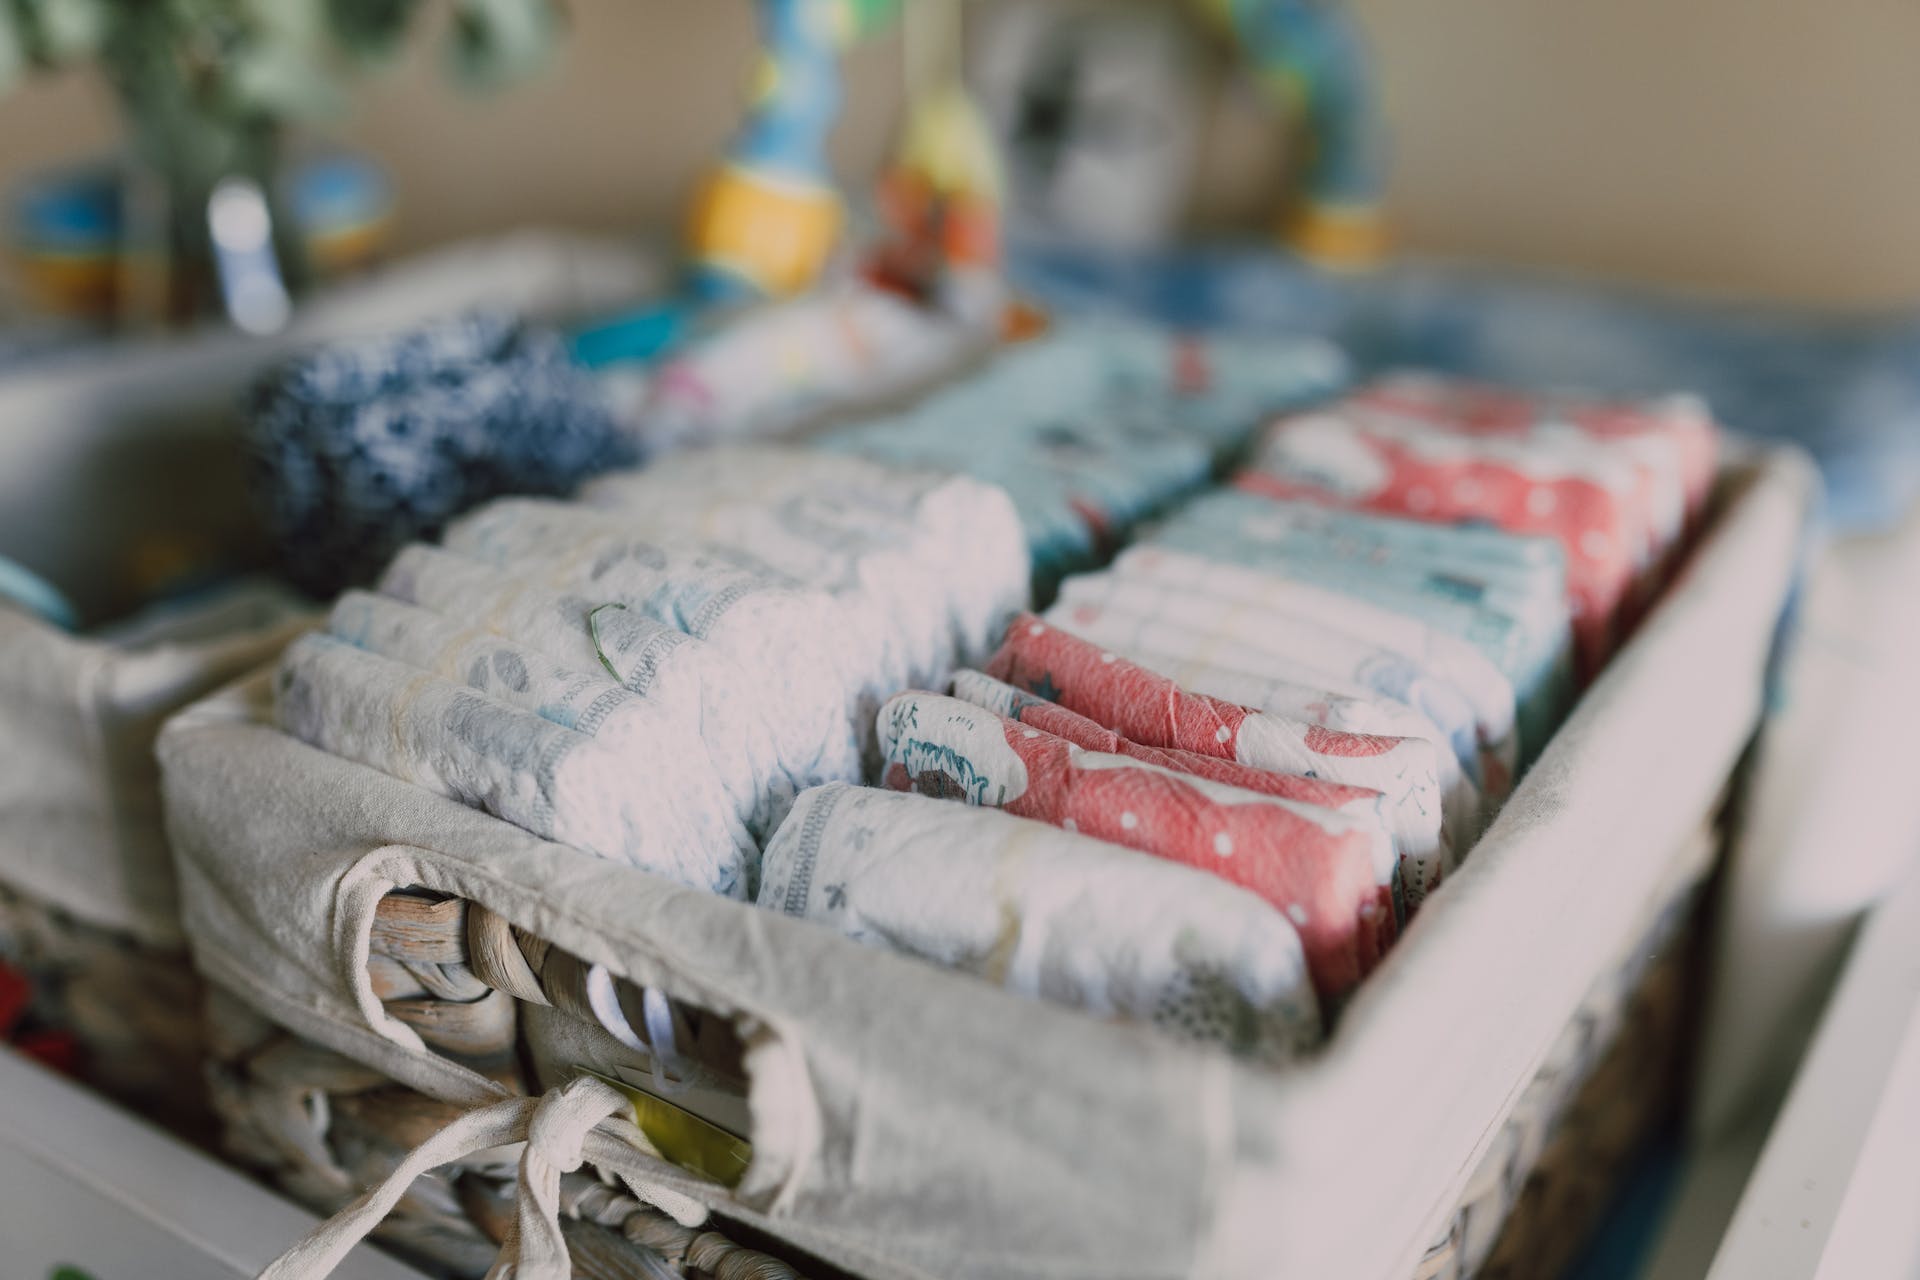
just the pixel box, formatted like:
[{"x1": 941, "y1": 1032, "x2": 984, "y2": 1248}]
[{"x1": 0, "y1": 0, "x2": 563, "y2": 329}]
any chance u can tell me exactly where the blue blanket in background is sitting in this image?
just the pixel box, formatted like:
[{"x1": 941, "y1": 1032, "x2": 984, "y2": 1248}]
[{"x1": 1014, "y1": 244, "x2": 1920, "y2": 531}]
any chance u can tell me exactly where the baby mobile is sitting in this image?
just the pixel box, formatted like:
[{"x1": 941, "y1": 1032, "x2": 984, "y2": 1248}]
[{"x1": 680, "y1": 0, "x2": 1389, "y2": 309}]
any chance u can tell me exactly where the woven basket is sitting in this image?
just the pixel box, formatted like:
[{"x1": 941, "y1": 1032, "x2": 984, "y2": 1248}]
[
  {"x1": 206, "y1": 987, "x2": 824, "y2": 1279},
  {"x1": 0, "y1": 597, "x2": 308, "y2": 1140},
  {"x1": 0, "y1": 879, "x2": 209, "y2": 1139},
  {"x1": 200, "y1": 792, "x2": 1715, "y2": 1280},
  {"x1": 0, "y1": 233, "x2": 663, "y2": 1136},
  {"x1": 159, "y1": 449, "x2": 1814, "y2": 1279}
]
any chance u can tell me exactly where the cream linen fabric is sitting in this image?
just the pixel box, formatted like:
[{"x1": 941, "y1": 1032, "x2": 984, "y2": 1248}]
[
  {"x1": 0, "y1": 581, "x2": 311, "y2": 945},
  {"x1": 158, "y1": 449, "x2": 1813, "y2": 1280}
]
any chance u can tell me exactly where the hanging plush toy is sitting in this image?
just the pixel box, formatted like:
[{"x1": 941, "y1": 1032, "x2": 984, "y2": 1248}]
[
  {"x1": 1202, "y1": 0, "x2": 1388, "y2": 269},
  {"x1": 864, "y1": 0, "x2": 1007, "y2": 318},
  {"x1": 686, "y1": 0, "x2": 902, "y2": 302},
  {"x1": 693, "y1": 0, "x2": 1388, "y2": 301}
]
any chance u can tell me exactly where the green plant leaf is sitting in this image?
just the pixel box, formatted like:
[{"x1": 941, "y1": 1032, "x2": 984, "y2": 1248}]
[{"x1": 446, "y1": 0, "x2": 557, "y2": 90}]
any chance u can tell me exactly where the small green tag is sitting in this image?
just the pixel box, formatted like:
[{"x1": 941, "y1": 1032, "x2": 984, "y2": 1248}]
[{"x1": 583, "y1": 1070, "x2": 753, "y2": 1188}]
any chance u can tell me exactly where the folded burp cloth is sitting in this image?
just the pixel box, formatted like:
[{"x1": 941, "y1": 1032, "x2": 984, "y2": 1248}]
[
  {"x1": 759, "y1": 783, "x2": 1323, "y2": 1063},
  {"x1": 878, "y1": 692, "x2": 1396, "y2": 1000},
  {"x1": 274, "y1": 633, "x2": 745, "y2": 895},
  {"x1": 985, "y1": 615, "x2": 1452, "y2": 901}
]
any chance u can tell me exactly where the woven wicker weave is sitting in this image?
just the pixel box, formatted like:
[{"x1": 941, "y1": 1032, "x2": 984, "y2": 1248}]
[
  {"x1": 0, "y1": 881, "x2": 211, "y2": 1143},
  {"x1": 1414, "y1": 816, "x2": 1717, "y2": 1280},
  {"x1": 207, "y1": 993, "x2": 814, "y2": 1279},
  {"x1": 206, "y1": 804, "x2": 1721, "y2": 1280}
]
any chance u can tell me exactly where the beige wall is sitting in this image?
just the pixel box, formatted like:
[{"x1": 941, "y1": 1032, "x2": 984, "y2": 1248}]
[{"x1": 4, "y1": 0, "x2": 1919, "y2": 307}]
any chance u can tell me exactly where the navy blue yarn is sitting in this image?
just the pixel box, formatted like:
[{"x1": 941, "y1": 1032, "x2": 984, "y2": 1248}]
[{"x1": 245, "y1": 312, "x2": 635, "y2": 596}]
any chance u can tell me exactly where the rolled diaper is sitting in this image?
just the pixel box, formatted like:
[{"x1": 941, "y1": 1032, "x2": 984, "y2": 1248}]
[
  {"x1": 985, "y1": 615, "x2": 1453, "y2": 901},
  {"x1": 274, "y1": 633, "x2": 747, "y2": 896},
  {"x1": 950, "y1": 669, "x2": 1398, "y2": 894},
  {"x1": 877, "y1": 692, "x2": 1396, "y2": 1000},
  {"x1": 758, "y1": 782, "x2": 1324, "y2": 1063}
]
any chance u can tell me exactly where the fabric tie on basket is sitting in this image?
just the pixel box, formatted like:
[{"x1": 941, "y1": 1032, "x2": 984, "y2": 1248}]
[
  {"x1": 256, "y1": 1074, "x2": 706, "y2": 1280},
  {"x1": 246, "y1": 312, "x2": 634, "y2": 598},
  {"x1": 877, "y1": 691, "x2": 1396, "y2": 998},
  {"x1": 984, "y1": 614, "x2": 1453, "y2": 899},
  {"x1": 758, "y1": 782, "x2": 1324, "y2": 1060}
]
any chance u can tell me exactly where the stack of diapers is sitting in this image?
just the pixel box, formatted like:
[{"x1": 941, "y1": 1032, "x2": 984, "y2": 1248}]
[
  {"x1": 575, "y1": 446, "x2": 1030, "y2": 752},
  {"x1": 273, "y1": 449, "x2": 1032, "y2": 899},
  {"x1": 815, "y1": 321, "x2": 1349, "y2": 593},
  {"x1": 157, "y1": 442, "x2": 1815, "y2": 1280},
  {"x1": 749, "y1": 372, "x2": 1720, "y2": 1070},
  {"x1": 1146, "y1": 492, "x2": 1575, "y2": 766},
  {"x1": 1238, "y1": 373, "x2": 1718, "y2": 679}
]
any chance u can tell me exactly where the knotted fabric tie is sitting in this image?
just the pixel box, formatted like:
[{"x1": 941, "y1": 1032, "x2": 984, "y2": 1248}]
[{"x1": 258, "y1": 1075, "x2": 657, "y2": 1279}]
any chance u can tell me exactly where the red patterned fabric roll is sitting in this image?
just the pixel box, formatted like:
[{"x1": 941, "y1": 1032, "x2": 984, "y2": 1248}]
[{"x1": 983, "y1": 614, "x2": 1452, "y2": 900}]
